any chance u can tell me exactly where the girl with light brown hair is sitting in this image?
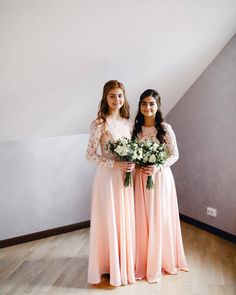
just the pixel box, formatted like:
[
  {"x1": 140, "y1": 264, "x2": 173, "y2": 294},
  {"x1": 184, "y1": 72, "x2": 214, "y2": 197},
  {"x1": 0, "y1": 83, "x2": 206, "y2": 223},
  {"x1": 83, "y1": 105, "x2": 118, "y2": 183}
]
[{"x1": 86, "y1": 80, "x2": 135, "y2": 286}]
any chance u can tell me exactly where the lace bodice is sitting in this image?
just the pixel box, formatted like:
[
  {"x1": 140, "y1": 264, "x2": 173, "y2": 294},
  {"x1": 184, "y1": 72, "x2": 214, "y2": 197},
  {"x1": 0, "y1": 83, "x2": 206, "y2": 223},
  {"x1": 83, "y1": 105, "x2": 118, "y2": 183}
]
[
  {"x1": 139, "y1": 122, "x2": 179, "y2": 170},
  {"x1": 86, "y1": 117, "x2": 132, "y2": 168}
]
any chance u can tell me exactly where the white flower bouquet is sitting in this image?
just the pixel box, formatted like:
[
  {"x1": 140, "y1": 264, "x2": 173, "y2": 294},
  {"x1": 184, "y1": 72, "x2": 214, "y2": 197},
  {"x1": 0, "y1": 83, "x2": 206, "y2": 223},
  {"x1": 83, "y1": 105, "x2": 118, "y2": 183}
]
[
  {"x1": 106, "y1": 137, "x2": 140, "y2": 187},
  {"x1": 135, "y1": 140, "x2": 169, "y2": 189}
]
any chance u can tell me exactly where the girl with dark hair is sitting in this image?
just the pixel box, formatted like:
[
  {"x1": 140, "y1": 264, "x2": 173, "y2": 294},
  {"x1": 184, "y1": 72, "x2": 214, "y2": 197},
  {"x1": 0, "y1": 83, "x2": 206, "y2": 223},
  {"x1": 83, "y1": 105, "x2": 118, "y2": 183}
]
[
  {"x1": 132, "y1": 89, "x2": 188, "y2": 283},
  {"x1": 86, "y1": 80, "x2": 135, "y2": 286}
]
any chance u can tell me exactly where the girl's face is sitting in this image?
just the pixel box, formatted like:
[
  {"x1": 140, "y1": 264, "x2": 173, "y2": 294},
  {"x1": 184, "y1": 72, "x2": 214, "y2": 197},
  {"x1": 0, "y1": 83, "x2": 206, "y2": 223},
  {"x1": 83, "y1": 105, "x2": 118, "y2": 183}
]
[
  {"x1": 140, "y1": 96, "x2": 158, "y2": 118},
  {"x1": 107, "y1": 88, "x2": 124, "y2": 111}
]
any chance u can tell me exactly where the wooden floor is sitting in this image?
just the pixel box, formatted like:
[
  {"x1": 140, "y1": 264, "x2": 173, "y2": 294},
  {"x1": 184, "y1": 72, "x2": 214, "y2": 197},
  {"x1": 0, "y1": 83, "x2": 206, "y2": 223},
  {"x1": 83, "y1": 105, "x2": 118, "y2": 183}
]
[{"x1": 0, "y1": 222, "x2": 235, "y2": 295}]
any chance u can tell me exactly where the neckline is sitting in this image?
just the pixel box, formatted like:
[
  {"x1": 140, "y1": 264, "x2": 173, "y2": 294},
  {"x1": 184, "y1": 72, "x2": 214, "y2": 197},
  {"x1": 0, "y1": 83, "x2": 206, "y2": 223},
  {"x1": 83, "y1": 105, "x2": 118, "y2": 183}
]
[
  {"x1": 142, "y1": 125, "x2": 156, "y2": 129},
  {"x1": 107, "y1": 116, "x2": 125, "y2": 123}
]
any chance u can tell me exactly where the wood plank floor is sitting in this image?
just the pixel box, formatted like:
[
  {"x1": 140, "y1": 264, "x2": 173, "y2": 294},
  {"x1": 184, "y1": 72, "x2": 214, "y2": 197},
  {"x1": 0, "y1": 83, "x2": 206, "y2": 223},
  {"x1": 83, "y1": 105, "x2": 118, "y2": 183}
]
[{"x1": 0, "y1": 222, "x2": 235, "y2": 295}]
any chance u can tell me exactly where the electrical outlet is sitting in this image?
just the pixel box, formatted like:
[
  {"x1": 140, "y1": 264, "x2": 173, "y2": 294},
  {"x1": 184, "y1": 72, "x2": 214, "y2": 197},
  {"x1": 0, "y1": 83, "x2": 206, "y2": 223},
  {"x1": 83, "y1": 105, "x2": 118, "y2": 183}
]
[{"x1": 207, "y1": 207, "x2": 217, "y2": 217}]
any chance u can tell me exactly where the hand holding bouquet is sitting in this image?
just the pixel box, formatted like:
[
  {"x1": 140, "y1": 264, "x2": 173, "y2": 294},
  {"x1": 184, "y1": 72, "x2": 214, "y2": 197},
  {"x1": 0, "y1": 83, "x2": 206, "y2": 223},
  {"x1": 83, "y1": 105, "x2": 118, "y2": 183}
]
[
  {"x1": 135, "y1": 140, "x2": 169, "y2": 189},
  {"x1": 106, "y1": 137, "x2": 139, "y2": 187}
]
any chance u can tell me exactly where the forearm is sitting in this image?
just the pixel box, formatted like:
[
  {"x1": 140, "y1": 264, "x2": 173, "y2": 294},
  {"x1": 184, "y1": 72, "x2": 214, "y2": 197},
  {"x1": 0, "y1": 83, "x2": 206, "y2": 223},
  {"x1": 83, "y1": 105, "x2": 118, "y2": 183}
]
[{"x1": 86, "y1": 150, "x2": 114, "y2": 168}]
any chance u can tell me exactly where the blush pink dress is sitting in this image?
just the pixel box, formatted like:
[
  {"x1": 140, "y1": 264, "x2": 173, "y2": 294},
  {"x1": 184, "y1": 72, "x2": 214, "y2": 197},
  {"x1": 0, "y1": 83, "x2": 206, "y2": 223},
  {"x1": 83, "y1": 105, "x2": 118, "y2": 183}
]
[
  {"x1": 86, "y1": 117, "x2": 135, "y2": 287},
  {"x1": 134, "y1": 122, "x2": 188, "y2": 283}
]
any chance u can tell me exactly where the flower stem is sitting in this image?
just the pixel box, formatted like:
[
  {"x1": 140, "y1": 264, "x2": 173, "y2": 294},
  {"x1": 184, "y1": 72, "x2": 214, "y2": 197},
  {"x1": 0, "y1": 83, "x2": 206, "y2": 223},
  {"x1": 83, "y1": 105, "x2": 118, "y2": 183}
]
[
  {"x1": 124, "y1": 172, "x2": 132, "y2": 187},
  {"x1": 146, "y1": 175, "x2": 155, "y2": 190}
]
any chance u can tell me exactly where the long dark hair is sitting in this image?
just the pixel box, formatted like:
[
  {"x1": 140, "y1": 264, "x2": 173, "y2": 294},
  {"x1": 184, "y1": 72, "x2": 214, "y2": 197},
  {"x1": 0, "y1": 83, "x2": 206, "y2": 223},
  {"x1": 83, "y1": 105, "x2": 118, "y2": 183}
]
[
  {"x1": 96, "y1": 80, "x2": 130, "y2": 124},
  {"x1": 132, "y1": 89, "x2": 166, "y2": 143}
]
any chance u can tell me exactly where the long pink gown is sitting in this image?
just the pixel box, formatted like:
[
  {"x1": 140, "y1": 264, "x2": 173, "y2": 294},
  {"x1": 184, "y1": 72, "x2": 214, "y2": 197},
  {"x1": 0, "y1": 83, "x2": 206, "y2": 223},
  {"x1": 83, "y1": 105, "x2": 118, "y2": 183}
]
[
  {"x1": 86, "y1": 117, "x2": 135, "y2": 286},
  {"x1": 134, "y1": 122, "x2": 188, "y2": 283}
]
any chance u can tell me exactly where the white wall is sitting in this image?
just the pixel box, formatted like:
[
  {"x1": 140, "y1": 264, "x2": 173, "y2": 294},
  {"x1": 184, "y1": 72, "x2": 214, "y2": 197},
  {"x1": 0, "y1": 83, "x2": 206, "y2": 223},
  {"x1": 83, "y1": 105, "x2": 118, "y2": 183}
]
[
  {"x1": 0, "y1": 134, "x2": 95, "y2": 240},
  {"x1": 1, "y1": 0, "x2": 236, "y2": 140},
  {"x1": 1, "y1": 1, "x2": 236, "y2": 240}
]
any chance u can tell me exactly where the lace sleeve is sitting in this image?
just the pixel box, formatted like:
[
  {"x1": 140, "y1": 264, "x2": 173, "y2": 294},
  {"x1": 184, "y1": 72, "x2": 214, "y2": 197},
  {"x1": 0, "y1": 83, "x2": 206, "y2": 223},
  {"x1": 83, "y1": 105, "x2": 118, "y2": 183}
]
[
  {"x1": 86, "y1": 120, "x2": 114, "y2": 168},
  {"x1": 160, "y1": 122, "x2": 179, "y2": 170}
]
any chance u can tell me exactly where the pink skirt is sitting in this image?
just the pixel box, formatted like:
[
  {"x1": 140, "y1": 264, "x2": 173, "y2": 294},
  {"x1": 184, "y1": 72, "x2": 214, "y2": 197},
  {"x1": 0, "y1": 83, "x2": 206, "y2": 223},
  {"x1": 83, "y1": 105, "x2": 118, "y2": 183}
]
[
  {"x1": 87, "y1": 165, "x2": 135, "y2": 286},
  {"x1": 134, "y1": 167, "x2": 188, "y2": 283}
]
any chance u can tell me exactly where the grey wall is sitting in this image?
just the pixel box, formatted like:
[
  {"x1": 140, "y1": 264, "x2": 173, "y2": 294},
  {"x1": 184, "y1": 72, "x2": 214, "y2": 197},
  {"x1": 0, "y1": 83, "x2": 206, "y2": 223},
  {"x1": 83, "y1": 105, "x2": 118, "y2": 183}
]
[
  {"x1": 0, "y1": 134, "x2": 95, "y2": 240},
  {"x1": 167, "y1": 34, "x2": 236, "y2": 235}
]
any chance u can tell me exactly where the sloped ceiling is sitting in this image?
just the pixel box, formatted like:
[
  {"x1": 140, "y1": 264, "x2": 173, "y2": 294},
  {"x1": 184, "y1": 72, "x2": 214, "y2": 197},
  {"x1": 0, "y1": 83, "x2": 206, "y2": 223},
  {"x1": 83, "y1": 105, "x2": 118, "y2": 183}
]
[{"x1": 0, "y1": 0, "x2": 236, "y2": 140}]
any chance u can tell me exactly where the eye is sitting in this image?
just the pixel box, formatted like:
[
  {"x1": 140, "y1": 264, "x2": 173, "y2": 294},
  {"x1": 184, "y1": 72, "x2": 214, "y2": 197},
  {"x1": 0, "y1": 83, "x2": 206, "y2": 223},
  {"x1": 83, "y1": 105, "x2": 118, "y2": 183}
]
[{"x1": 118, "y1": 94, "x2": 123, "y2": 98}]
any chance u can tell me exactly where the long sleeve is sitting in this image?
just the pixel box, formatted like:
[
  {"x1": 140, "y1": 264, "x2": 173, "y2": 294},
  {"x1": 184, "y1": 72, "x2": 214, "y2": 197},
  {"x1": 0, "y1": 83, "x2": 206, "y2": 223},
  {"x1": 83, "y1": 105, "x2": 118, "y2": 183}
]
[
  {"x1": 86, "y1": 120, "x2": 114, "y2": 168},
  {"x1": 160, "y1": 122, "x2": 179, "y2": 170}
]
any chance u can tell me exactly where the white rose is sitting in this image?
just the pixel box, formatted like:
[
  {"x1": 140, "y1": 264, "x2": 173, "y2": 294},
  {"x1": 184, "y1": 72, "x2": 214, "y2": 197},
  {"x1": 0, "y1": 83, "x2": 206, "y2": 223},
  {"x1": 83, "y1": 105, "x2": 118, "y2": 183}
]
[
  {"x1": 146, "y1": 141, "x2": 152, "y2": 148},
  {"x1": 114, "y1": 145, "x2": 123, "y2": 155},
  {"x1": 149, "y1": 154, "x2": 156, "y2": 163},
  {"x1": 132, "y1": 151, "x2": 138, "y2": 160},
  {"x1": 143, "y1": 154, "x2": 148, "y2": 162},
  {"x1": 120, "y1": 138, "x2": 128, "y2": 144},
  {"x1": 153, "y1": 143, "x2": 159, "y2": 151},
  {"x1": 120, "y1": 146, "x2": 128, "y2": 156},
  {"x1": 137, "y1": 149, "x2": 143, "y2": 160}
]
